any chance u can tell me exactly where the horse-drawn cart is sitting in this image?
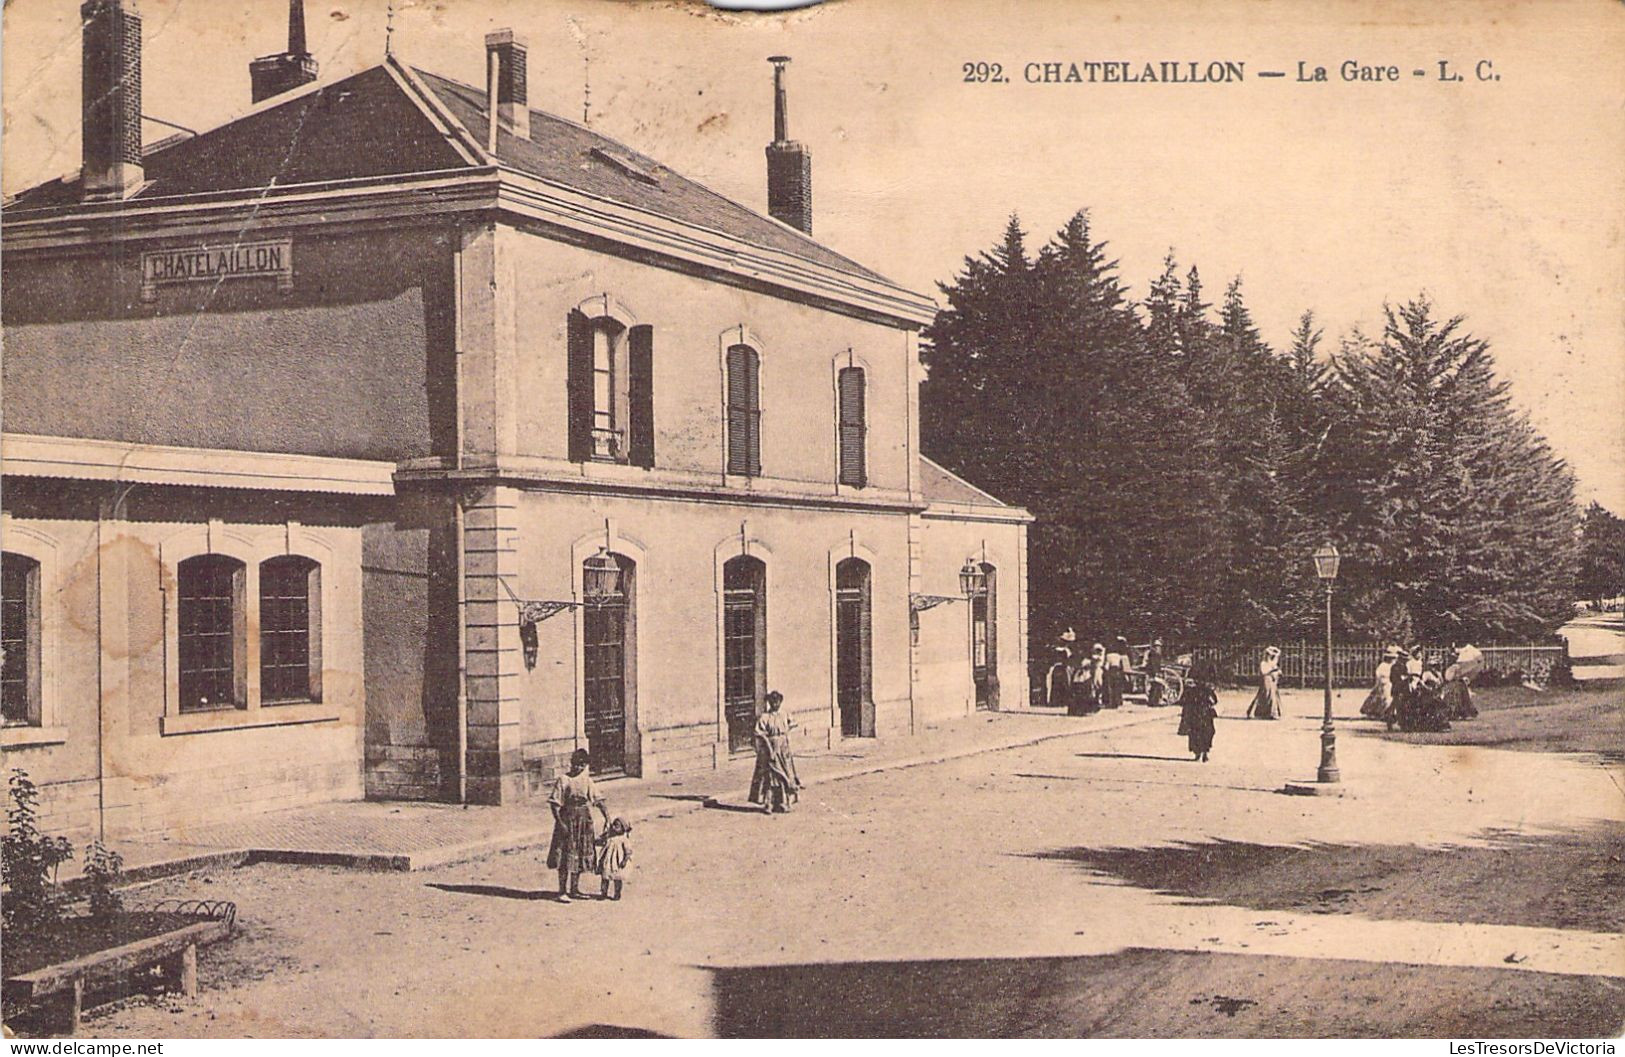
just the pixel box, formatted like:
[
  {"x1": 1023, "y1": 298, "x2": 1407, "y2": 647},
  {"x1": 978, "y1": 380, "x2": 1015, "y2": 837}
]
[
  {"x1": 1038, "y1": 642, "x2": 1189, "y2": 707},
  {"x1": 1127, "y1": 644, "x2": 1188, "y2": 705}
]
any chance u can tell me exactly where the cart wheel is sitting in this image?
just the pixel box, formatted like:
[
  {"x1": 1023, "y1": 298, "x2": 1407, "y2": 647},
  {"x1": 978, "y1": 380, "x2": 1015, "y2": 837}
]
[{"x1": 1163, "y1": 672, "x2": 1186, "y2": 703}]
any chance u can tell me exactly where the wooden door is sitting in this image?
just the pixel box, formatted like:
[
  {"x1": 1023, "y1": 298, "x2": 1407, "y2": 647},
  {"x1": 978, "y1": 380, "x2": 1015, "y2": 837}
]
[
  {"x1": 723, "y1": 557, "x2": 766, "y2": 752},
  {"x1": 835, "y1": 558, "x2": 873, "y2": 736}
]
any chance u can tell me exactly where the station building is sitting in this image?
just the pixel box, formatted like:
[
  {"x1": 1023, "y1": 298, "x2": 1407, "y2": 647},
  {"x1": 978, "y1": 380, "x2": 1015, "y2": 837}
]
[{"x1": 0, "y1": 0, "x2": 1031, "y2": 840}]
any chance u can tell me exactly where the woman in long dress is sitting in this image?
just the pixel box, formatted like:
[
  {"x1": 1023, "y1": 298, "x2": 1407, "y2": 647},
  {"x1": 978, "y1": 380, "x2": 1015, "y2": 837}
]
[
  {"x1": 1102, "y1": 637, "x2": 1130, "y2": 710},
  {"x1": 748, "y1": 690, "x2": 801, "y2": 814},
  {"x1": 1442, "y1": 643, "x2": 1481, "y2": 720},
  {"x1": 1361, "y1": 647, "x2": 1398, "y2": 719},
  {"x1": 1388, "y1": 647, "x2": 1414, "y2": 730},
  {"x1": 1049, "y1": 629, "x2": 1080, "y2": 714},
  {"x1": 548, "y1": 748, "x2": 610, "y2": 903},
  {"x1": 1177, "y1": 667, "x2": 1219, "y2": 762},
  {"x1": 1081, "y1": 643, "x2": 1106, "y2": 713},
  {"x1": 1403, "y1": 670, "x2": 1452, "y2": 732},
  {"x1": 1247, "y1": 646, "x2": 1283, "y2": 719}
]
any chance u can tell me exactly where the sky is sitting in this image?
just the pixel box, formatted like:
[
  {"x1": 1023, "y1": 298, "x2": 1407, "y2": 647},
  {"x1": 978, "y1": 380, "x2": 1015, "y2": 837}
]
[{"x1": 4, "y1": 0, "x2": 1622, "y2": 509}]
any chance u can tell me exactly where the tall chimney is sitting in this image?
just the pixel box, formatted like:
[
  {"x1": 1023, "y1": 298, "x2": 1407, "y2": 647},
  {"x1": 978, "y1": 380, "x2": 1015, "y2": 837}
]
[
  {"x1": 765, "y1": 56, "x2": 812, "y2": 234},
  {"x1": 484, "y1": 30, "x2": 530, "y2": 142},
  {"x1": 249, "y1": 0, "x2": 318, "y2": 104},
  {"x1": 81, "y1": 0, "x2": 143, "y2": 201}
]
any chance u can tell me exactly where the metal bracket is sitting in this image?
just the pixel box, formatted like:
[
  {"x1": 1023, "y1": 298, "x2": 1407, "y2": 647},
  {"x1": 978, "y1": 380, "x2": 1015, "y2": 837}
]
[
  {"x1": 518, "y1": 600, "x2": 578, "y2": 624},
  {"x1": 910, "y1": 593, "x2": 963, "y2": 614}
]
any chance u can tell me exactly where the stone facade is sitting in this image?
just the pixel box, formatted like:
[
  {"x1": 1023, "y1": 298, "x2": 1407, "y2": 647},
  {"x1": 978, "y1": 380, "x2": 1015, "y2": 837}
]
[{"x1": 1, "y1": 41, "x2": 1030, "y2": 836}]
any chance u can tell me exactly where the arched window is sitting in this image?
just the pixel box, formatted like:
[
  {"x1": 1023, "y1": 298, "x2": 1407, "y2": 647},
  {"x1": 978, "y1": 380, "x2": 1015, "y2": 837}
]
[
  {"x1": 177, "y1": 554, "x2": 247, "y2": 712},
  {"x1": 726, "y1": 344, "x2": 762, "y2": 477},
  {"x1": 260, "y1": 555, "x2": 322, "y2": 704},
  {"x1": 837, "y1": 366, "x2": 867, "y2": 488},
  {"x1": 1, "y1": 553, "x2": 41, "y2": 727},
  {"x1": 722, "y1": 555, "x2": 767, "y2": 750},
  {"x1": 567, "y1": 310, "x2": 654, "y2": 467}
]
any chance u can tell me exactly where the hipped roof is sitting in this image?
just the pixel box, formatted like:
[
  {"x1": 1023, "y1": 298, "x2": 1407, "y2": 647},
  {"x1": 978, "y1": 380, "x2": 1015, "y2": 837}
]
[{"x1": 6, "y1": 57, "x2": 889, "y2": 286}]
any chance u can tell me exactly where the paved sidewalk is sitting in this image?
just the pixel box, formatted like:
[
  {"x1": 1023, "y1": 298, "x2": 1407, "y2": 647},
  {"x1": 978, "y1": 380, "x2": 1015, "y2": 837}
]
[{"x1": 88, "y1": 704, "x2": 1165, "y2": 883}]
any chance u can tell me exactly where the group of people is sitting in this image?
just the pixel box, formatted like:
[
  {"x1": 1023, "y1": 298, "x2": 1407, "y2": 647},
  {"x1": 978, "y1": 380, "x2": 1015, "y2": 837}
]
[
  {"x1": 1360, "y1": 643, "x2": 1482, "y2": 732},
  {"x1": 545, "y1": 748, "x2": 634, "y2": 904},
  {"x1": 1045, "y1": 630, "x2": 1162, "y2": 716},
  {"x1": 543, "y1": 689, "x2": 803, "y2": 903},
  {"x1": 545, "y1": 635, "x2": 1489, "y2": 900}
]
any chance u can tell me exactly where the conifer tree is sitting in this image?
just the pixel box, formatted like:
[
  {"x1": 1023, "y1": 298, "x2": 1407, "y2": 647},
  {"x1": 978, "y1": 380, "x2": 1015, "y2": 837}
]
[
  {"x1": 1144, "y1": 253, "x2": 1183, "y2": 360},
  {"x1": 1318, "y1": 298, "x2": 1578, "y2": 640},
  {"x1": 925, "y1": 218, "x2": 1580, "y2": 657}
]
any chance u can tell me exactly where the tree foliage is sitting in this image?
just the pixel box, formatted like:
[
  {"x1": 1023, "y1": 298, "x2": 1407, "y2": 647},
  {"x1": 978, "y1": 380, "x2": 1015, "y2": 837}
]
[
  {"x1": 922, "y1": 215, "x2": 1582, "y2": 651},
  {"x1": 1576, "y1": 502, "x2": 1625, "y2": 604}
]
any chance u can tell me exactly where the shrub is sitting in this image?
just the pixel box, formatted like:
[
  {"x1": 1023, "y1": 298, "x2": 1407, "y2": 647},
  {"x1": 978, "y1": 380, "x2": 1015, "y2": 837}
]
[
  {"x1": 83, "y1": 840, "x2": 125, "y2": 917},
  {"x1": 2, "y1": 768, "x2": 74, "y2": 934}
]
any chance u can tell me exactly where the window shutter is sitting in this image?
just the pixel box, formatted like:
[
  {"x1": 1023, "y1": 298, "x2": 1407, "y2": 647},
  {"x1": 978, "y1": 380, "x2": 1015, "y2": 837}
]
[
  {"x1": 567, "y1": 309, "x2": 593, "y2": 462},
  {"x1": 838, "y1": 366, "x2": 867, "y2": 487},
  {"x1": 727, "y1": 345, "x2": 760, "y2": 476},
  {"x1": 747, "y1": 349, "x2": 762, "y2": 476},
  {"x1": 628, "y1": 325, "x2": 655, "y2": 469}
]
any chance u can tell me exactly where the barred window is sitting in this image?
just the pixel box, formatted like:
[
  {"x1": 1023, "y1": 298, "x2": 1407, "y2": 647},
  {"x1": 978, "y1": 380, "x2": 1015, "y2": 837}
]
[
  {"x1": 726, "y1": 344, "x2": 762, "y2": 476},
  {"x1": 260, "y1": 556, "x2": 322, "y2": 704},
  {"x1": 177, "y1": 555, "x2": 246, "y2": 712},
  {"x1": 1, "y1": 553, "x2": 41, "y2": 727}
]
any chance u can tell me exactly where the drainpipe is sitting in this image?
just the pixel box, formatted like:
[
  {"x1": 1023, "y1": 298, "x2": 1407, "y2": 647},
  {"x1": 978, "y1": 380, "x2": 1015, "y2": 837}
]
[
  {"x1": 454, "y1": 497, "x2": 468, "y2": 804},
  {"x1": 453, "y1": 228, "x2": 469, "y2": 805},
  {"x1": 95, "y1": 499, "x2": 109, "y2": 842}
]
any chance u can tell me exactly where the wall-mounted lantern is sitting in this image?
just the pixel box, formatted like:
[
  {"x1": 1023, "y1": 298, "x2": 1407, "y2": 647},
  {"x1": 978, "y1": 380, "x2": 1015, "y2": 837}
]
[
  {"x1": 510, "y1": 548, "x2": 624, "y2": 670},
  {"x1": 911, "y1": 559, "x2": 986, "y2": 615}
]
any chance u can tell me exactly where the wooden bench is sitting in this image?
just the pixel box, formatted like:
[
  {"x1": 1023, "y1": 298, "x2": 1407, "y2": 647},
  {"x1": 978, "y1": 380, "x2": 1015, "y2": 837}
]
[{"x1": 3, "y1": 918, "x2": 231, "y2": 1035}]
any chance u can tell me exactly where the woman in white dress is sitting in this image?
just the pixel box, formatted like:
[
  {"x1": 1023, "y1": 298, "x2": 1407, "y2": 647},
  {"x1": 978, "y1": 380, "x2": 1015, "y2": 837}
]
[{"x1": 1247, "y1": 645, "x2": 1283, "y2": 719}]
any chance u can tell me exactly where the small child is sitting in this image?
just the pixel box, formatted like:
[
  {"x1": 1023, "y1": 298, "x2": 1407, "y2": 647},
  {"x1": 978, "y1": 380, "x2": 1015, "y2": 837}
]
[{"x1": 597, "y1": 817, "x2": 632, "y2": 901}]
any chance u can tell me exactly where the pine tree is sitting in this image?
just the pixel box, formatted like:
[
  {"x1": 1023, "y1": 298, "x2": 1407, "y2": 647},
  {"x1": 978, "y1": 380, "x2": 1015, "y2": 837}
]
[
  {"x1": 1274, "y1": 310, "x2": 1335, "y2": 631},
  {"x1": 924, "y1": 212, "x2": 1219, "y2": 647},
  {"x1": 1319, "y1": 298, "x2": 1578, "y2": 641},
  {"x1": 1144, "y1": 253, "x2": 1183, "y2": 360},
  {"x1": 920, "y1": 214, "x2": 1039, "y2": 505}
]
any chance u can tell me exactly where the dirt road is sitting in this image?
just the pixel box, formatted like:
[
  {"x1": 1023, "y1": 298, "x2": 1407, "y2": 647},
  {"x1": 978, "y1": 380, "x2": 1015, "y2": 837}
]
[{"x1": 61, "y1": 689, "x2": 1625, "y2": 1038}]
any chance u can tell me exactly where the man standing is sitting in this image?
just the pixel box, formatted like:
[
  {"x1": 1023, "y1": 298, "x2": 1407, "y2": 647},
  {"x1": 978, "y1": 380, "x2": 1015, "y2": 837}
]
[{"x1": 1145, "y1": 637, "x2": 1166, "y2": 707}]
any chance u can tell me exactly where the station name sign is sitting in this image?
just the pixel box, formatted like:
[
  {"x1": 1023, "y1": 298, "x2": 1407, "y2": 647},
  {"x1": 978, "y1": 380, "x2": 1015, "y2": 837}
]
[{"x1": 140, "y1": 239, "x2": 294, "y2": 301}]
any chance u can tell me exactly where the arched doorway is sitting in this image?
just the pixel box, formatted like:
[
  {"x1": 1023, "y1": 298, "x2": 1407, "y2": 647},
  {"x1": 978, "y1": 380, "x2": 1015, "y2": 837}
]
[
  {"x1": 971, "y1": 563, "x2": 998, "y2": 711},
  {"x1": 583, "y1": 553, "x2": 636, "y2": 774},
  {"x1": 723, "y1": 555, "x2": 767, "y2": 753},
  {"x1": 835, "y1": 557, "x2": 874, "y2": 737}
]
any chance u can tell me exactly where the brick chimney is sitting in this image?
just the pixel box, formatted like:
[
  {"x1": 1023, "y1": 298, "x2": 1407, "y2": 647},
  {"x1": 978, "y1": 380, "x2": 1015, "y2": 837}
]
[
  {"x1": 249, "y1": 0, "x2": 318, "y2": 104},
  {"x1": 81, "y1": 0, "x2": 143, "y2": 200},
  {"x1": 484, "y1": 30, "x2": 530, "y2": 144},
  {"x1": 765, "y1": 56, "x2": 811, "y2": 234}
]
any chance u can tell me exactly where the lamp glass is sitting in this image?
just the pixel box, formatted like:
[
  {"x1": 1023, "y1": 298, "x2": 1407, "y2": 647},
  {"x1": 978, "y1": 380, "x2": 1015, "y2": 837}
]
[
  {"x1": 582, "y1": 548, "x2": 622, "y2": 602},
  {"x1": 1313, "y1": 543, "x2": 1341, "y2": 581},
  {"x1": 959, "y1": 560, "x2": 981, "y2": 598}
]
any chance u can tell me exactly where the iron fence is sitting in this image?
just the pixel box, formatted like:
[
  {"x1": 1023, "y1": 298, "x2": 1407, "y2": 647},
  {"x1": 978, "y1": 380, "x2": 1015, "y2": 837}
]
[{"x1": 1185, "y1": 641, "x2": 1568, "y2": 689}]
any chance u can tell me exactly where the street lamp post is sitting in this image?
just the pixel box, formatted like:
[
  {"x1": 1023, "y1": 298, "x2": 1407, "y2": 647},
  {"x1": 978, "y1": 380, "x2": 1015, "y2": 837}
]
[{"x1": 1312, "y1": 542, "x2": 1341, "y2": 784}]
